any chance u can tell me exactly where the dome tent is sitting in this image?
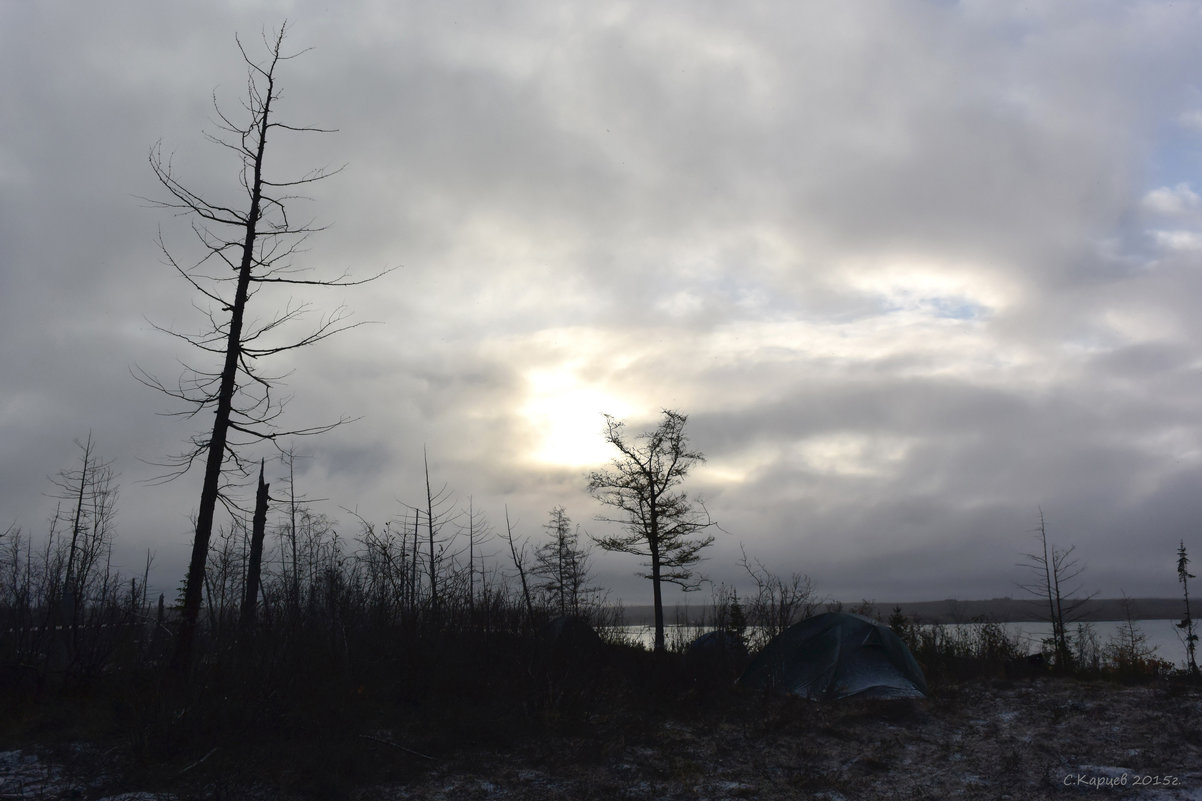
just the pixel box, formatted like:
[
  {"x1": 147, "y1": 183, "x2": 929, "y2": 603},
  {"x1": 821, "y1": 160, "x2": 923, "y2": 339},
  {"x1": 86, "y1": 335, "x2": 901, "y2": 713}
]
[
  {"x1": 683, "y1": 629, "x2": 749, "y2": 679},
  {"x1": 737, "y1": 613, "x2": 927, "y2": 700}
]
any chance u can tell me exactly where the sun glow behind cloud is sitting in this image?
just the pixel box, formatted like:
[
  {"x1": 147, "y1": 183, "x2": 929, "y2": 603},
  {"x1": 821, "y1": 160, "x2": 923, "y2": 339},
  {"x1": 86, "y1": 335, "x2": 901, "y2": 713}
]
[{"x1": 521, "y1": 366, "x2": 634, "y2": 467}]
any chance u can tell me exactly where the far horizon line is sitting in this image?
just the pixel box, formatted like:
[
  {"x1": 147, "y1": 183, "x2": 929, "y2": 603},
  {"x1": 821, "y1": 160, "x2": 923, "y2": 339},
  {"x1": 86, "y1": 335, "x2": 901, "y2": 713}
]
[{"x1": 612, "y1": 596, "x2": 1188, "y2": 626}]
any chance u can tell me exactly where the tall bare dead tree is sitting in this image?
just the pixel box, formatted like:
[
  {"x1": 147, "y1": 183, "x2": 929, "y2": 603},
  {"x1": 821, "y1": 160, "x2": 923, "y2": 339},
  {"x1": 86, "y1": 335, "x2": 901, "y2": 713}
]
[
  {"x1": 588, "y1": 410, "x2": 715, "y2": 652},
  {"x1": 463, "y1": 496, "x2": 493, "y2": 613},
  {"x1": 48, "y1": 432, "x2": 118, "y2": 621},
  {"x1": 502, "y1": 506, "x2": 536, "y2": 630},
  {"x1": 139, "y1": 24, "x2": 386, "y2": 673},
  {"x1": 1017, "y1": 509, "x2": 1092, "y2": 669}
]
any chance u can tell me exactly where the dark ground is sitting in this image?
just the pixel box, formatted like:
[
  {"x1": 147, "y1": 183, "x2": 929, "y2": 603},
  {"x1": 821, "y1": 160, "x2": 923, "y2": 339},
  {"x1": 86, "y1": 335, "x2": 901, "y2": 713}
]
[{"x1": 4, "y1": 678, "x2": 1202, "y2": 800}]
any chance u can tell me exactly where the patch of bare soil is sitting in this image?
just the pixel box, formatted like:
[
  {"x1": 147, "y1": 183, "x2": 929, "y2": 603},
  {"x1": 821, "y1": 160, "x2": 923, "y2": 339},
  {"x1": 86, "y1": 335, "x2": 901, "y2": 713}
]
[{"x1": 4, "y1": 679, "x2": 1202, "y2": 800}]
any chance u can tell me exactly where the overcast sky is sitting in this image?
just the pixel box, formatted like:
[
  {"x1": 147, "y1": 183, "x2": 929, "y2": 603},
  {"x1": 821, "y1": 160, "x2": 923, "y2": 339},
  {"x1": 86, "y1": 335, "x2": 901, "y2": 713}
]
[{"x1": 4, "y1": 1, "x2": 1202, "y2": 607}]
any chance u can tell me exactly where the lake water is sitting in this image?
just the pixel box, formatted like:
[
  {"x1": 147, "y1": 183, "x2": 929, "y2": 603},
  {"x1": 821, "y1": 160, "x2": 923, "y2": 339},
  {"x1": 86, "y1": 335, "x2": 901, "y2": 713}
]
[
  {"x1": 978, "y1": 619, "x2": 1193, "y2": 667},
  {"x1": 615, "y1": 619, "x2": 1197, "y2": 668}
]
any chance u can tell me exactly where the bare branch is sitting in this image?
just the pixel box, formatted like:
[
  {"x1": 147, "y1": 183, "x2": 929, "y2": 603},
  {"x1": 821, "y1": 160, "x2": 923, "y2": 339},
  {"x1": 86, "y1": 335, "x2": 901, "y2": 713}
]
[{"x1": 250, "y1": 266, "x2": 397, "y2": 287}]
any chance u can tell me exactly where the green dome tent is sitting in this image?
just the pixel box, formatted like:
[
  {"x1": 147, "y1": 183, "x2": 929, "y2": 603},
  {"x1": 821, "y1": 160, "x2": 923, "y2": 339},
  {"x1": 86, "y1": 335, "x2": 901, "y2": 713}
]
[{"x1": 738, "y1": 613, "x2": 927, "y2": 700}]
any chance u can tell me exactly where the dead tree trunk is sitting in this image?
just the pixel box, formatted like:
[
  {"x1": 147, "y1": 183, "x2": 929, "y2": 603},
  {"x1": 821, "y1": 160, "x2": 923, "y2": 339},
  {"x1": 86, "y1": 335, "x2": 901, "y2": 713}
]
[
  {"x1": 142, "y1": 26, "x2": 385, "y2": 675},
  {"x1": 240, "y1": 461, "x2": 270, "y2": 639}
]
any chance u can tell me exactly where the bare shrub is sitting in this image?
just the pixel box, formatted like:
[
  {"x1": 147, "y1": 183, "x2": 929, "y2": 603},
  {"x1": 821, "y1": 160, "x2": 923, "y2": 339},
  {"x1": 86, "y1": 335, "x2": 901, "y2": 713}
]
[{"x1": 739, "y1": 546, "x2": 819, "y2": 650}]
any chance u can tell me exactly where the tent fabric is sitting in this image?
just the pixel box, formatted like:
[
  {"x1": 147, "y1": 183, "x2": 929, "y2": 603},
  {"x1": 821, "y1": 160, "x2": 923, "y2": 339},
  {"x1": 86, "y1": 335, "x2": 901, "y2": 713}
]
[
  {"x1": 683, "y1": 630, "x2": 749, "y2": 678},
  {"x1": 737, "y1": 613, "x2": 927, "y2": 700}
]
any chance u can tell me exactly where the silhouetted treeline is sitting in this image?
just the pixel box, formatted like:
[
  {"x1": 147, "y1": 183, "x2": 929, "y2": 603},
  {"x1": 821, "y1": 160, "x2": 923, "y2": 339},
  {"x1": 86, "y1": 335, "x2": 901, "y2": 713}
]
[{"x1": 855, "y1": 597, "x2": 1186, "y2": 625}]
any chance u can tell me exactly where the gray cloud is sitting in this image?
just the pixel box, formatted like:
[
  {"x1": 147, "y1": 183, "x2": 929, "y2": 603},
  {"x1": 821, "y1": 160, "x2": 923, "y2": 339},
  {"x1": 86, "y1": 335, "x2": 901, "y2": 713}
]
[{"x1": 3, "y1": 1, "x2": 1202, "y2": 607}]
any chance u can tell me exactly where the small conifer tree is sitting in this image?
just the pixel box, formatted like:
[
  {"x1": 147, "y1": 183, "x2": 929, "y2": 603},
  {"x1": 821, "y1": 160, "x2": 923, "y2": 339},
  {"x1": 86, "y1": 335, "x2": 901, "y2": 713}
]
[{"x1": 1177, "y1": 541, "x2": 1199, "y2": 678}]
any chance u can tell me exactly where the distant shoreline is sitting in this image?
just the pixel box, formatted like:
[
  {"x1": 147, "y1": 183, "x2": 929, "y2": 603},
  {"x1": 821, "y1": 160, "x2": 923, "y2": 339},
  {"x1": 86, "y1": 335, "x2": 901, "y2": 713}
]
[{"x1": 615, "y1": 597, "x2": 1187, "y2": 626}]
